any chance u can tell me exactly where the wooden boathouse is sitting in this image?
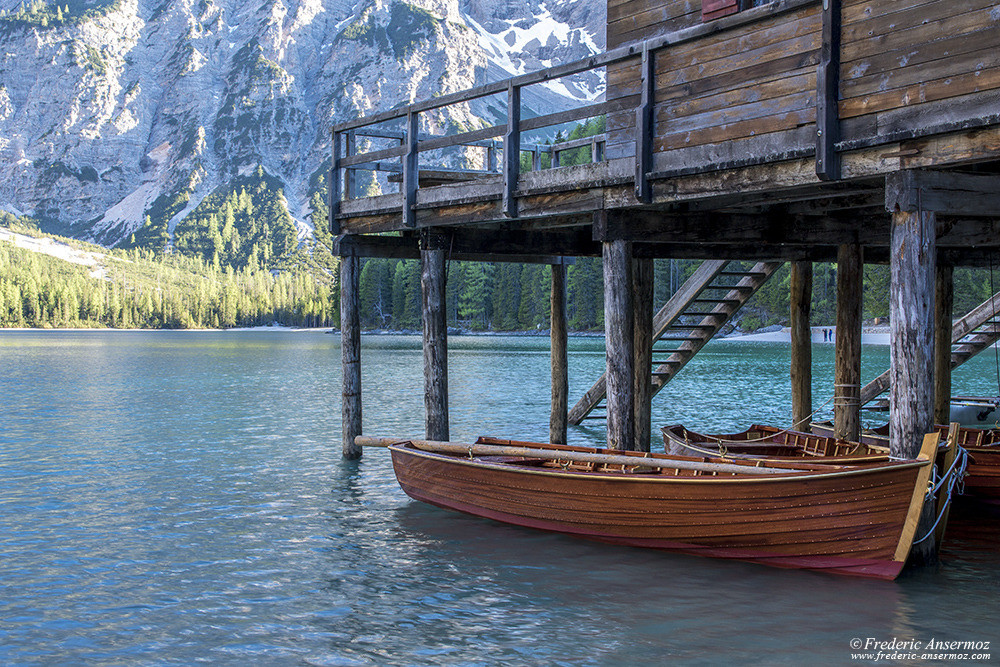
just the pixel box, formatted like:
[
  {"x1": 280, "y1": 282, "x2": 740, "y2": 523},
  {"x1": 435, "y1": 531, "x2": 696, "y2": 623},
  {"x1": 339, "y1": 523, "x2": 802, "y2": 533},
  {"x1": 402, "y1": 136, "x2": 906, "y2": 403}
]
[{"x1": 332, "y1": 0, "x2": 1000, "y2": 508}]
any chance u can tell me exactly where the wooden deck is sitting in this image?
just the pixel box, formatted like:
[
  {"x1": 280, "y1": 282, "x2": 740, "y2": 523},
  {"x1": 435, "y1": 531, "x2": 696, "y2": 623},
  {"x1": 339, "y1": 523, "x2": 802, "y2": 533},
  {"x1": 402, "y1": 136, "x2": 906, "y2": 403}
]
[{"x1": 332, "y1": 0, "x2": 1000, "y2": 268}]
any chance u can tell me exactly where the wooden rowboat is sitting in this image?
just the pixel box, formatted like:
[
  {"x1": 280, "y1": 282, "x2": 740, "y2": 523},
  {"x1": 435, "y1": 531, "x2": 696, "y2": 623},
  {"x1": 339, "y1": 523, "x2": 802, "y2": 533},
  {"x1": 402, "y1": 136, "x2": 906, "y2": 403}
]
[
  {"x1": 661, "y1": 423, "x2": 888, "y2": 463},
  {"x1": 358, "y1": 434, "x2": 938, "y2": 580},
  {"x1": 811, "y1": 421, "x2": 1000, "y2": 503}
]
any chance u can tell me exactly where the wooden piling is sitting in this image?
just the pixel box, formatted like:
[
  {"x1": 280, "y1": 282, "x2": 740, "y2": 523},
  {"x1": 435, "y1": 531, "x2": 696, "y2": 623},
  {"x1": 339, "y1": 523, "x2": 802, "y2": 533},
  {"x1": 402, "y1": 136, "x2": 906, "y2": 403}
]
[
  {"x1": 421, "y1": 237, "x2": 449, "y2": 442},
  {"x1": 633, "y1": 257, "x2": 654, "y2": 452},
  {"x1": 341, "y1": 254, "x2": 362, "y2": 460},
  {"x1": 934, "y1": 264, "x2": 954, "y2": 425},
  {"x1": 890, "y1": 208, "x2": 937, "y2": 565},
  {"x1": 603, "y1": 239, "x2": 635, "y2": 450},
  {"x1": 790, "y1": 261, "x2": 813, "y2": 430},
  {"x1": 550, "y1": 260, "x2": 568, "y2": 445},
  {"x1": 834, "y1": 244, "x2": 863, "y2": 442}
]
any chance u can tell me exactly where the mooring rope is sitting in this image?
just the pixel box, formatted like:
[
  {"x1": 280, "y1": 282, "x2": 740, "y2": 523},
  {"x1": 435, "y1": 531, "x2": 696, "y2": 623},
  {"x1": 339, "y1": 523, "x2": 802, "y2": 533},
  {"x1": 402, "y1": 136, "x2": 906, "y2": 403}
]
[{"x1": 913, "y1": 446, "x2": 970, "y2": 545}]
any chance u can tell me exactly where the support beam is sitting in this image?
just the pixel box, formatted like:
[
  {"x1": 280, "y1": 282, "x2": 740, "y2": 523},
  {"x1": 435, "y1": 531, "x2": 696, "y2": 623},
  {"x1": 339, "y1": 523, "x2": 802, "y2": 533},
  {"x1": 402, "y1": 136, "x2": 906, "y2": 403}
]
[
  {"x1": 341, "y1": 254, "x2": 362, "y2": 459},
  {"x1": 603, "y1": 239, "x2": 635, "y2": 450},
  {"x1": 421, "y1": 235, "x2": 449, "y2": 441},
  {"x1": 886, "y1": 170, "x2": 1000, "y2": 217},
  {"x1": 889, "y1": 208, "x2": 936, "y2": 565},
  {"x1": 834, "y1": 244, "x2": 863, "y2": 442},
  {"x1": 633, "y1": 257, "x2": 654, "y2": 452},
  {"x1": 790, "y1": 261, "x2": 813, "y2": 429},
  {"x1": 550, "y1": 261, "x2": 569, "y2": 445},
  {"x1": 935, "y1": 264, "x2": 954, "y2": 425}
]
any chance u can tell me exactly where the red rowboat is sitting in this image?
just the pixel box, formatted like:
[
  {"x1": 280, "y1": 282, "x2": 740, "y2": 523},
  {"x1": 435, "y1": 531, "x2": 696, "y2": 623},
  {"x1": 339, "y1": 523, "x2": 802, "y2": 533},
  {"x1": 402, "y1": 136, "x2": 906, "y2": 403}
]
[{"x1": 359, "y1": 434, "x2": 938, "y2": 580}]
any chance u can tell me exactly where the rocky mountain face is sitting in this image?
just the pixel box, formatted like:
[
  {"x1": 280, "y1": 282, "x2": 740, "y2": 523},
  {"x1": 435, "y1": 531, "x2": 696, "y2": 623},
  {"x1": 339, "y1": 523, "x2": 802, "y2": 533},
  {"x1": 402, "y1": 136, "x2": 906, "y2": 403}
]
[{"x1": 0, "y1": 0, "x2": 604, "y2": 255}]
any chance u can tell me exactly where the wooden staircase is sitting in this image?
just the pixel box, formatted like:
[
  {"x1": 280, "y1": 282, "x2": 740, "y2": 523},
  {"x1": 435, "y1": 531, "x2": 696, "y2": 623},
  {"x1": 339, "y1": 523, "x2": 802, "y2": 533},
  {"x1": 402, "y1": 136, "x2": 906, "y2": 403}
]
[
  {"x1": 859, "y1": 290, "x2": 1000, "y2": 405},
  {"x1": 567, "y1": 260, "x2": 782, "y2": 425}
]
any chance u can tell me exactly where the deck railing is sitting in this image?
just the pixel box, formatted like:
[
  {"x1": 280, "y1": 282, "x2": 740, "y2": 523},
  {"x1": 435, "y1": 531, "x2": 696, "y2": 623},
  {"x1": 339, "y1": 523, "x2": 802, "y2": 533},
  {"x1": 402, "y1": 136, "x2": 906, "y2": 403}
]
[{"x1": 329, "y1": 0, "x2": 819, "y2": 232}]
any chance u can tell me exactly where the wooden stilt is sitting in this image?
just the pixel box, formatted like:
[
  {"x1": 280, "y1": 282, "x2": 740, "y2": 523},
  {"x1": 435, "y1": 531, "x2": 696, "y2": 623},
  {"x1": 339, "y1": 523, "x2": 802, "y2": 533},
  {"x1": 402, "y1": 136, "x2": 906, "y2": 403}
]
[
  {"x1": 341, "y1": 254, "x2": 363, "y2": 460},
  {"x1": 790, "y1": 261, "x2": 813, "y2": 430},
  {"x1": 422, "y1": 236, "x2": 449, "y2": 442},
  {"x1": 935, "y1": 264, "x2": 954, "y2": 425},
  {"x1": 633, "y1": 257, "x2": 654, "y2": 452},
  {"x1": 834, "y1": 244, "x2": 863, "y2": 442},
  {"x1": 603, "y1": 239, "x2": 635, "y2": 450},
  {"x1": 890, "y1": 208, "x2": 936, "y2": 565},
  {"x1": 550, "y1": 260, "x2": 568, "y2": 445}
]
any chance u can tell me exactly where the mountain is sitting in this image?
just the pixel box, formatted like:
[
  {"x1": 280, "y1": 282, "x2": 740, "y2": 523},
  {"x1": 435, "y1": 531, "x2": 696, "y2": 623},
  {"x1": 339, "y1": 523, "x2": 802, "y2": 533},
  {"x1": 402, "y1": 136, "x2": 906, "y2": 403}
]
[{"x1": 0, "y1": 0, "x2": 605, "y2": 264}]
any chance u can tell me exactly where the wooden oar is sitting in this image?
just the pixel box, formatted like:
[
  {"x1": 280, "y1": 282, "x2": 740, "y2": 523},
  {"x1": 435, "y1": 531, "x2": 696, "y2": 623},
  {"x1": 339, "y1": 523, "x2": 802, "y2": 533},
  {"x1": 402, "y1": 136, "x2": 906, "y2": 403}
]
[{"x1": 356, "y1": 435, "x2": 812, "y2": 475}]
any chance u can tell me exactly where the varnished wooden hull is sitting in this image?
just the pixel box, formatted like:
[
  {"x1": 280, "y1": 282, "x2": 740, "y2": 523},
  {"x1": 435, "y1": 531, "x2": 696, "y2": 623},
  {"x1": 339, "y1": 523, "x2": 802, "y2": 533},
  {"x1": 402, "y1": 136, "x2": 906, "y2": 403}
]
[
  {"x1": 388, "y1": 441, "x2": 933, "y2": 580},
  {"x1": 662, "y1": 424, "x2": 888, "y2": 462},
  {"x1": 811, "y1": 421, "x2": 1000, "y2": 502}
]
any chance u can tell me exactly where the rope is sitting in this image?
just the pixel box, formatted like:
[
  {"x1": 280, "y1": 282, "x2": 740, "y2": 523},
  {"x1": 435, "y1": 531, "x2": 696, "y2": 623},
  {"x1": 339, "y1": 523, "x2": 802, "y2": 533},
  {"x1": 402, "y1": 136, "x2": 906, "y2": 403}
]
[
  {"x1": 913, "y1": 446, "x2": 970, "y2": 545},
  {"x1": 990, "y1": 256, "x2": 1000, "y2": 399}
]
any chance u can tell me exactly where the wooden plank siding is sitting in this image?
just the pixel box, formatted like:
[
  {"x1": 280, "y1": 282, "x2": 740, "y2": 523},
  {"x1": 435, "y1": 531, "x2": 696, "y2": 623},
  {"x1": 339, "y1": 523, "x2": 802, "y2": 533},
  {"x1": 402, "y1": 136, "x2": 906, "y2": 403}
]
[
  {"x1": 603, "y1": 0, "x2": 999, "y2": 178},
  {"x1": 606, "y1": 3, "x2": 821, "y2": 167}
]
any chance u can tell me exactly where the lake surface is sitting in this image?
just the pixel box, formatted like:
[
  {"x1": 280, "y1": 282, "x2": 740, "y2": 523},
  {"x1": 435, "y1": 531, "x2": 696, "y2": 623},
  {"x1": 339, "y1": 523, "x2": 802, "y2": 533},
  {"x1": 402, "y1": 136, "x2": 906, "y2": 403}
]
[{"x1": 1, "y1": 330, "x2": 998, "y2": 665}]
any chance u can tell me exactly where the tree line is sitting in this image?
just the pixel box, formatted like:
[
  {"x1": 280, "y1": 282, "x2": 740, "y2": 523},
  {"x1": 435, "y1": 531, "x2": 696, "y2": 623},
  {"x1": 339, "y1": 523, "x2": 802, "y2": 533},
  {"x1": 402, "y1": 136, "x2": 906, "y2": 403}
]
[
  {"x1": 0, "y1": 238, "x2": 335, "y2": 329},
  {"x1": 5, "y1": 225, "x2": 999, "y2": 332}
]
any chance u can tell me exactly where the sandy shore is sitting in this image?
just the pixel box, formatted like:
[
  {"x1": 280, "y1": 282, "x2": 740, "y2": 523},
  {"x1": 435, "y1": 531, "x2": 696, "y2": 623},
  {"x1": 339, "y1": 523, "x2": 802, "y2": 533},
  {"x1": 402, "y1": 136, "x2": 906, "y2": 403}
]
[{"x1": 718, "y1": 326, "x2": 891, "y2": 345}]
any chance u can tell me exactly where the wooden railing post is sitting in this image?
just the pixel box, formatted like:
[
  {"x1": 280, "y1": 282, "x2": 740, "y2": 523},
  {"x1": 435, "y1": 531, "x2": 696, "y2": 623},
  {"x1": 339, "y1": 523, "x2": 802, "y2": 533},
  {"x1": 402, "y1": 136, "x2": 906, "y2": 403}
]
[
  {"x1": 487, "y1": 141, "x2": 497, "y2": 173},
  {"x1": 503, "y1": 81, "x2": 520, "y2": 218},
  {"x1": 635, "y1": 43, "x2": 654, "y2": 203},
  {"x1": 935, "y1": 264, "x2": 954, "y2": 425},
  {"x1": 345, "y1": 129, "x2": 357, "y2": 200},
  {"x1": 330, "y1": 130, "x2": 341, "y2": 234},
  {"x1": 402, "y1": 110, "x2": 419, "y2": 228}
]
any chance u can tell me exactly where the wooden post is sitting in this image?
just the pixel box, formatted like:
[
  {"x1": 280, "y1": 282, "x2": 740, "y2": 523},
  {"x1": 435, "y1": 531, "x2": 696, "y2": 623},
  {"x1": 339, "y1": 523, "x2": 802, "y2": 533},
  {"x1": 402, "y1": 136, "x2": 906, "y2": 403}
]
[
  {"x1": 421, "y1": 233, "x2": 449, "y2": 441},
  {"x1": 890, "y1": 208, "x2": 937, "y2": 565},
  {"x1": 550, "y1": 260, "x2": 568, "y2": 444},
  {"x1": 633, "y1": 257, "x2": 654, "y2": 452},
  {"x1": 402, "y1": 110, "x2": 419, "y2": 228},
  {"x1": 635, "y1": 43, "x2": 654, "y2": 203},
  {"x1": 935, "y1": 263, "x2": 954, "y2": 425},
  {"x1": 815, "y1": 0, "x2": 841, "y2": 180},
  {"x1": 341, "y1": 254, "x2": 362, "y2": 459},
  {"x1": 503, "y1": 82, "x2": 520, "y2": 218},
  {"x1": 834, "y1": 244, "x2": 863, "y2": 442},
  {"x1": 603, "y1": 239, "x2": 635, "y2": 450},
  {"x1": 790, "y1": 261, "x2": 813, "y2": 430},
  {"x1": 890, "y1": 210, "x2": 936, "y2": 458}
]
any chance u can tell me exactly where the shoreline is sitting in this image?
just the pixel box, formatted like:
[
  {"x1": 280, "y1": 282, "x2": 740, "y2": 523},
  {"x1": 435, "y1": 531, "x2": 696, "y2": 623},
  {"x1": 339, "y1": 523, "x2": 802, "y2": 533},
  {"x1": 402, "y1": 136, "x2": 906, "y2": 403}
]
[{"x1": 0, "y1": 324, "x2": 893, "y2": 344}]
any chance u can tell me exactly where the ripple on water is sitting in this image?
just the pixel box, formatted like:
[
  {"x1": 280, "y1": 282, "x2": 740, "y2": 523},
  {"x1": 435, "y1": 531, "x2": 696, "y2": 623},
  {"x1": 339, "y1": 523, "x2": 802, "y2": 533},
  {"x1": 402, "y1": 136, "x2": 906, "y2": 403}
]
[{"x1": 1, "y1": 331, "x2": 999, "y2": 665}]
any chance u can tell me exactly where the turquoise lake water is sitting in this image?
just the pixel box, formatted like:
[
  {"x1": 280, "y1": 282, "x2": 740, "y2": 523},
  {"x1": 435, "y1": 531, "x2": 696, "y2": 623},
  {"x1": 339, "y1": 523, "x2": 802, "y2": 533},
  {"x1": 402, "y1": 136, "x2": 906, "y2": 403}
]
[{"x1": 1, "y1": 330, "x2": 998, "y2": 665}]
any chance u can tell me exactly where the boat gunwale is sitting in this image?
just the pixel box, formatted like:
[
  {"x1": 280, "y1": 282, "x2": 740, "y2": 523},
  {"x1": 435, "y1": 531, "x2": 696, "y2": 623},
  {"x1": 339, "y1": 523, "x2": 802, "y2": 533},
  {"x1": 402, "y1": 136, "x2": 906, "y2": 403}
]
[{"x1": 387, "y1": 442, "x2": 931, "y2": 485}]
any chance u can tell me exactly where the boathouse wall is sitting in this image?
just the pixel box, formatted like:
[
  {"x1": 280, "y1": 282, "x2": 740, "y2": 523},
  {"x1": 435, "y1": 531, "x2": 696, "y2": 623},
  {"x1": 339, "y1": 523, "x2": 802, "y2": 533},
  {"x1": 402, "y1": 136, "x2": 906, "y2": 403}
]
[{"x1": 604, "y1": 0, "x2": 1000, "y2": 179}]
